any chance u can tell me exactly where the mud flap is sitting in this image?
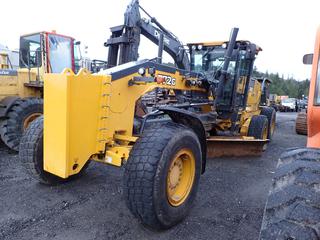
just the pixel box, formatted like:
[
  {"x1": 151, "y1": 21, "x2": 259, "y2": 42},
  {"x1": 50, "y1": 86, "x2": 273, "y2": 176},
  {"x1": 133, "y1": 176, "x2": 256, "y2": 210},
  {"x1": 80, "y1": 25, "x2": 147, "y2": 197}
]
[{"x1": 206, "y1": 136, "x2": 269, "y2": 158}]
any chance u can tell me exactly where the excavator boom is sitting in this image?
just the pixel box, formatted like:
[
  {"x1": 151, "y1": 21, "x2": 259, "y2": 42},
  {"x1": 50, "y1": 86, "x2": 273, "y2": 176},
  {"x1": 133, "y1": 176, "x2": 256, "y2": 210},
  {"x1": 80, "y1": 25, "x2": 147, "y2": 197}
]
[{"x1": 105, "y1": 0, "x2": 189, "y2": 70}]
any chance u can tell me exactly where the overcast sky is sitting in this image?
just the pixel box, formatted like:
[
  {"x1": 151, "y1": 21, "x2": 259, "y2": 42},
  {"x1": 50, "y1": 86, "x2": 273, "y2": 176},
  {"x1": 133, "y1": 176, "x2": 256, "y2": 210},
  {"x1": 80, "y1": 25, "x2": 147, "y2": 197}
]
[{"x1": 1, "y1": 0, "x2": 319, "y2": 80}]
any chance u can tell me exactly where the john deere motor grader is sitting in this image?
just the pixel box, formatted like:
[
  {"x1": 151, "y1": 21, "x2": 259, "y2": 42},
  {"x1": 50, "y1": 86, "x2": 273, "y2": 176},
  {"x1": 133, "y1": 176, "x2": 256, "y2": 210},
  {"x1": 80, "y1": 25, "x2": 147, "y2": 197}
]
[
  {"x1": 20, "y1": 0, "x2": 275, "y2": 230},
  {"x1": 0, "y1": 31, "x2": 81, "y2": 151}
]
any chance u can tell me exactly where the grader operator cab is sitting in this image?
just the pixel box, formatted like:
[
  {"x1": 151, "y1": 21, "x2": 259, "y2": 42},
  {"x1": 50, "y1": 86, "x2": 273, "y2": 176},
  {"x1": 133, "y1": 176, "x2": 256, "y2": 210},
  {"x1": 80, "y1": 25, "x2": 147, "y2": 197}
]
[
  {"x1": 0, "y1": 31, "x2": 81, "y2": 151},
  {"x1": 188, "y1": 42, "x2": 275, "y2": 157},
  {"x1": 20, "y1": 0, "x2": 276, "y2": 230}
]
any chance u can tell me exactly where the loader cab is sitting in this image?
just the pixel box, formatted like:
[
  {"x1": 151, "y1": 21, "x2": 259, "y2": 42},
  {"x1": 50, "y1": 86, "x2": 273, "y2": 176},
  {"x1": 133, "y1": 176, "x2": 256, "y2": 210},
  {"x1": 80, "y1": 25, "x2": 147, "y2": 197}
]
[
  {"x1": 19, "y1": 31, "x2": 79, "y2": 78},
  {"x1": 188, "y1": 41, "x2": 261, "y2": 117}
]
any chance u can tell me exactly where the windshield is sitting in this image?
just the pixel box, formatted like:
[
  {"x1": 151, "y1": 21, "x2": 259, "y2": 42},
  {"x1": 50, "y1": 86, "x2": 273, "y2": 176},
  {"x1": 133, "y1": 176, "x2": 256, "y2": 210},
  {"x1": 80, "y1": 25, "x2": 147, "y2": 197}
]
[
  {"x1": 19, "y1": 34, "x2": 42, "y2": 68},
  {"x1": 191, "y1": 47, "x2": 236, "y2": 77},
  {"x1": 315, "y1": 53, "x2": 320, "y2": 105},
  {"x1": 282, "y1": 98, "x2": 295, "y2": 104},
  {"x1": 74, "y1": 42, "x2": 81, "y2": 73},
  {"x1": 48, "y1": 34, "x2": 73, "y2": 73}
]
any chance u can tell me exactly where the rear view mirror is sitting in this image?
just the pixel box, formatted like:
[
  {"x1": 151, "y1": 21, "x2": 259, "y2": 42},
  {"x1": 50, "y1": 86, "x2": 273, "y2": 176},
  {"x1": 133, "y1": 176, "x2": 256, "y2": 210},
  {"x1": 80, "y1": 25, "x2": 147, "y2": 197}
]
[
  {"x1": 303, "y1": 53, "x2": 313, "y2": 65},
  {"x1": 75, "y1": 41, "x2": 81, "y2": 46}
]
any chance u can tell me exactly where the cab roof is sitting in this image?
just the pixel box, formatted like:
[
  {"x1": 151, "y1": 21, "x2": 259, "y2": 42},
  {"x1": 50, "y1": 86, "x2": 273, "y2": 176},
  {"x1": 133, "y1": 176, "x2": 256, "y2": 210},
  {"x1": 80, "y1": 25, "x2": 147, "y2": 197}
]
[
  {"x1": 255, "y1": 77, "x2": 272, "y2": 84},
  {"x1": 20, "y1": 31, "x2": 74, "y2": 40},
  {"x1": 187, "y1": 40, "x2": 262, "y2": 51}
]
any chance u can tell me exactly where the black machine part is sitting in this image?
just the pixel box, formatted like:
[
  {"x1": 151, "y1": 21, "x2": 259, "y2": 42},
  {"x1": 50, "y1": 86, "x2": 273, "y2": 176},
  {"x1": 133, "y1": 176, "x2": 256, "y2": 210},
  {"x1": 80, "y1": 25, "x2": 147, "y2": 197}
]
[
  {"x1": 215, "y1": 28, "x2": 239, "y2": 104},
  {"x1": 105, "y1": 0, "x2": 189, "y2": 70},
  {"x1": 0, "y1": 96, "x2": 20, "y2": 119},
  {"x1": 213, "y1": 34, "x2": 259, "y2": 124}
]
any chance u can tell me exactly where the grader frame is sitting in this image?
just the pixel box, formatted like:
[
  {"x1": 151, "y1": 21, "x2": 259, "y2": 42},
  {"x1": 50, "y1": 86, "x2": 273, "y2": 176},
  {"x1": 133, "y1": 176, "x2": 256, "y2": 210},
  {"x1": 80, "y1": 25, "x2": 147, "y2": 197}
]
[{"x1": 20, "y1": 0, "x2": 276, "y2": 230}]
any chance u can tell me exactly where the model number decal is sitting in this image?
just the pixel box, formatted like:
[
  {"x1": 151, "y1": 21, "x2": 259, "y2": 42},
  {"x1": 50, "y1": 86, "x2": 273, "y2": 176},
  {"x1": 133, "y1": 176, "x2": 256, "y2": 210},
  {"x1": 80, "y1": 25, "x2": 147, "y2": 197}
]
[{"x1": 158, "y1": 75, "x2": 176, "y2": 86}]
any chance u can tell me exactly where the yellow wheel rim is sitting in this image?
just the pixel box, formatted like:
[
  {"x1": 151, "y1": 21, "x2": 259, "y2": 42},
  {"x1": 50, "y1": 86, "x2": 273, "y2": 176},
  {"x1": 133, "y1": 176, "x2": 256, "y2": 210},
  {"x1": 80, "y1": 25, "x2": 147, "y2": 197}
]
[
  {"x1": 262, "y1": 125, "x2": 268, "y2": 140},
  {"x1": 270, "y1": 117, "x2": 276, "y2": 136},
  {"x1": 23, "y1": 113, "x2": 42, "y2": 130},
  {"x1": 167, "y1": 149, "x2": 195, "y2": 207}
]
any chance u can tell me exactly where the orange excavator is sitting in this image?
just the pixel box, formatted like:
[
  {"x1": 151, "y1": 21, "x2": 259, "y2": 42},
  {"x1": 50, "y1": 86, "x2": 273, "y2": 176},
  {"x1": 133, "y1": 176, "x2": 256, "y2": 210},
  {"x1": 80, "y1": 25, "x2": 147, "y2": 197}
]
[{"x1": 259, "y1": 26, "x2": 320, "y2": 239}]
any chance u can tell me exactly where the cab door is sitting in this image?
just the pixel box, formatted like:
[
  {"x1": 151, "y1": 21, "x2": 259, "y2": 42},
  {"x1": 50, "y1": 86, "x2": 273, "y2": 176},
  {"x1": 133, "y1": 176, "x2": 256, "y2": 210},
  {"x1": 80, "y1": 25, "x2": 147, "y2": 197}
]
[{"x1": 307, "y1": 26, "x2": 320, "y2": 148}]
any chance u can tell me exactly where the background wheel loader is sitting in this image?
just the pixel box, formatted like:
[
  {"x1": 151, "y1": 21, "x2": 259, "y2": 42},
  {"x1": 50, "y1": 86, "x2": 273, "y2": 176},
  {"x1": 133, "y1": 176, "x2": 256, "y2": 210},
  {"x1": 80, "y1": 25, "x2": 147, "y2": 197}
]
[
  {"x1": 0, "y1": 31, "x2": 106, "y2": 151},
  {"x1": 20, "y1": 0, "x2": 276, "y2": 230},
  {"x1": 259, "y1": 26, "x2": 320, "y2": 240},
  {"x1": 0, "y1": 31, "x2": 82, "y2": 151}
]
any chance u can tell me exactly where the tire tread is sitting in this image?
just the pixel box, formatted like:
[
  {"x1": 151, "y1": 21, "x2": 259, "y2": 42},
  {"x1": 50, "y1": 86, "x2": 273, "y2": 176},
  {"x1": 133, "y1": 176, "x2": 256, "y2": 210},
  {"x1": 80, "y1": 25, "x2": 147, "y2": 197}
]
[
  {"x1": 1, "y1": 97, "x2": 43, "y2": 151},
  {"x1": 260, "y1": 148, "x2": 320, "y2": 240}
]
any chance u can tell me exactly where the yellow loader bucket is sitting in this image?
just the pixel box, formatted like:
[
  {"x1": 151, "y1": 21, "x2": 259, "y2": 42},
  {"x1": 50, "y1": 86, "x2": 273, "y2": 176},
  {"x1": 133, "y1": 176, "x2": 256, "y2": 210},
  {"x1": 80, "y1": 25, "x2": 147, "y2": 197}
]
[{"x1": 206, "y1": 136, "x2": 269, "y2": 158}]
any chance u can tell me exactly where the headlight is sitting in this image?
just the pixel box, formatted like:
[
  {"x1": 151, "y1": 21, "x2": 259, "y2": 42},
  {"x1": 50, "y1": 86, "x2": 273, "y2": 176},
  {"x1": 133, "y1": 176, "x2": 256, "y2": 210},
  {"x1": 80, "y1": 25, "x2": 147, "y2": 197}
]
[
  {"x1": 148, "y1": 67, "x2": 156, "y2": 75},
  {"x1": 138, "y1": 67, "x2": 146, "y2": 76},
  {"x1": 191, "y1": 45, "x2": 197, "y2": 50},
  {"x1": 197, "y1": 45, "x2": 203, "y2": 50},
  {"x1": 222, "y1": 43, "x2": 227, "y2": 49}
]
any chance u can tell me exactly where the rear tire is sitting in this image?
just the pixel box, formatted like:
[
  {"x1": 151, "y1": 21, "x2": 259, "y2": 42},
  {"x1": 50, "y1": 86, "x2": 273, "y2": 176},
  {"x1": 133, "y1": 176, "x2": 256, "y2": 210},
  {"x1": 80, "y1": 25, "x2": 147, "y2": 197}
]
[
  {"x1": 248, "y1": 115, "x2": 268, "y2": 140},
  {"x1": 260, "y1": 107, "x2": 276, "y2": 139},
  {"x1": 123, "y1": 122, "x2": 201, "y2": 230},
  {"x1": 295, "y1": 112, "x2": 308, "y2": 135},
  {"x1": 1, "y1": 98, "x2": 43, "y2": 151},
  {"x1": 259, "y1": 148, "x2": 320, "y2": 240},
  {"x1": 19, "y1": 116, "x2": 90, "y2": 185}
]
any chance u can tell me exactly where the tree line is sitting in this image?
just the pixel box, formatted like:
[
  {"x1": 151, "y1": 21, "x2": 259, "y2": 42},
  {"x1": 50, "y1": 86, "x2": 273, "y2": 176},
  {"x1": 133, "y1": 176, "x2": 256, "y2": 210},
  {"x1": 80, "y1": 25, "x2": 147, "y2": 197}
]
[{"x1": 253, "y1": 67, "x2": 310, "y2": 99}]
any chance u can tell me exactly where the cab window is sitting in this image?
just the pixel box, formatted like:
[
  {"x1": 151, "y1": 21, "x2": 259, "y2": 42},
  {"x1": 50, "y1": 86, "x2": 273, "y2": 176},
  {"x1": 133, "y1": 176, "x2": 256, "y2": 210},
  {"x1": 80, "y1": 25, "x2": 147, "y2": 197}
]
[
  {"x1": 48, "y1": 34, "x2": 72, "y2": 73},
  {"x1": 19, "y1": 34, "x2": 42, "y2": 68},
  {"x1": 73, "y1": 42, "x2": 81, "y2": 73},
  {"x1": 315, "y1": 54, "x2": 320, "y2": 105}
]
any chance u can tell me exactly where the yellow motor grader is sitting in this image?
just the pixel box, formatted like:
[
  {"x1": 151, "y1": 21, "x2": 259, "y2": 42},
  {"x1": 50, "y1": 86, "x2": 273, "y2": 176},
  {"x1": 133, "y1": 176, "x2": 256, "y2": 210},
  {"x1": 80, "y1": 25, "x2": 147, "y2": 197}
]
[{"x1": 19, "y1": 0, "x2": 276, "y2": 230}]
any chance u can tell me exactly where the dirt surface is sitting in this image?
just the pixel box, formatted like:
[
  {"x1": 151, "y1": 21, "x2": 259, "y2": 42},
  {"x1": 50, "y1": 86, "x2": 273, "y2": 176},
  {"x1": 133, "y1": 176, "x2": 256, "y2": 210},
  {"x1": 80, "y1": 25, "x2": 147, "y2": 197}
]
[{"x1": 0, "y1": 112, "x2": 306, "y2": 240}]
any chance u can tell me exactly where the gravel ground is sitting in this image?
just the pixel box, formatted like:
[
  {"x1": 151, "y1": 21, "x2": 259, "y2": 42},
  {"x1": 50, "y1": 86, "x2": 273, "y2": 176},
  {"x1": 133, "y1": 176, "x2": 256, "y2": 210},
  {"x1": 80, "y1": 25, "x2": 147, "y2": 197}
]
[{"x1": 0, "y1": 112, "x2": 306, "y2": 240}]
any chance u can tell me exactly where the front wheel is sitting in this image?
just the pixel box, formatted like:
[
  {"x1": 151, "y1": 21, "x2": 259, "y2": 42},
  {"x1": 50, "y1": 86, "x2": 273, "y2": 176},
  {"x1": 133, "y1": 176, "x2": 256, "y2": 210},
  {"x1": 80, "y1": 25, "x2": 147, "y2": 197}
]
[
  {"x1": 123, "y1": 122, "x2": 202, "y2": 230},
  {"x1": 19, "y1": 116, "x2": 90, "y2": 185},
  {"x1": 260, "y1": 107, "x2": 276, "y2": 139},
  {"x1": 248, "y1": 115, "x2": 268, "y2": 140}
]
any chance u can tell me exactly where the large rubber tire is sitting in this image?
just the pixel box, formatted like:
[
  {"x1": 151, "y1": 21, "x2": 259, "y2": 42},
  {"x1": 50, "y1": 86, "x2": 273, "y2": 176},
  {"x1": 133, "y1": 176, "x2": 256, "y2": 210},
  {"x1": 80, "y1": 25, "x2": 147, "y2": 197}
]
[
  {"x1": 247, "y1": 115, "x2": 268, "y2": 140},
  {"x1": 19, "y1": 116, "x2": 90, "y2": 185},
  {"x1": 123, "y1": 122, "x2": 202, "y2": 230},
  {"x1": 259, "y1": 148, "x2": 320, "y2": 240},
  {"x1": 296, "y1": 112, "x2": 308, "y2": 135},
  {"x1": 260, "y1": 107, "x2": 276, "y2": 140},
  {"x1": 0, "y1": 98, "x2": 43, "y2": 151}
]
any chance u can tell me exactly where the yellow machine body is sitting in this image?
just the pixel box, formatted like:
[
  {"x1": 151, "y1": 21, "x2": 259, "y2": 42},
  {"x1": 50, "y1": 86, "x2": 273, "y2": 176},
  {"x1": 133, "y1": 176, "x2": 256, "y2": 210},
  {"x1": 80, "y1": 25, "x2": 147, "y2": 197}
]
[
  {"x1": 0, "y1": 69, "x2": 42, "y2": 101},
  {"x1": 214, "y1": 78, "x2": 263, "y2": 135},
  {"x1": 44, "y1": 68, "x2": 270, "y2": 178},
  {"x1": 43, "y1": 40, "x2": 271, "y2": 178},
  {"x1": 207, "y1": 79, "x2": 269, "y2": 157},
  {"x1": 0, "y1": 52, "x2": 41, "y2": 101},
  {"x1": 240, "y1": 79, "x2": 263, "y2": 135},
  {"x1": 44, "y1": 68, "x2": 204, "y2": 178}
]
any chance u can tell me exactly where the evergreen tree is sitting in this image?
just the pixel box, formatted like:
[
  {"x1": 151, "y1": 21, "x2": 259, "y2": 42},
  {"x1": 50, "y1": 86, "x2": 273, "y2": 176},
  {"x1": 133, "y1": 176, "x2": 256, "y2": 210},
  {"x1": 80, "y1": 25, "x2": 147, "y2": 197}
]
[{"x1": 254, "y1": 69, "x2": 309, "y2": 98}]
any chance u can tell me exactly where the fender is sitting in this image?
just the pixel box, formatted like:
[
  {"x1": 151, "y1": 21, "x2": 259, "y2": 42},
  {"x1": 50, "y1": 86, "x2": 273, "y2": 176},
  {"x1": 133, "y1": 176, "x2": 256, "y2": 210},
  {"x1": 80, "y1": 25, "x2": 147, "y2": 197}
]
[
  {"x1": 158, "y1": 106, "x2": 207, "y2": 174},
  {"x1": 0, "y1": 96, "x2": 20, "y2": 119}
]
